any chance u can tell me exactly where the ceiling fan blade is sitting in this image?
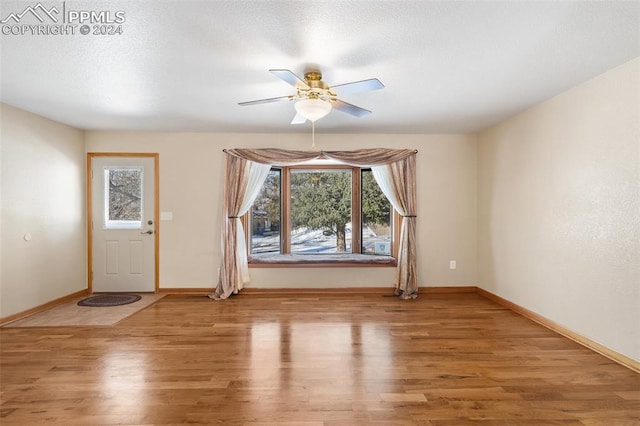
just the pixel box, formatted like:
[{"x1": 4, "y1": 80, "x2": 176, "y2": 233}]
[
  {"x1": 291, "y1": 113, "x2": 306, "y2": 124},
  {"x1": 331, "y1": 99, "x2": 372, "y2": 117},
  {"x1": 330, "y1": 78, "x2": 384, "y2": 95},
  {"x1": 269, "y1": 69, "x2": 310, "y2": 90},
  {"x1": 238, "y1": 95, "x2": 292, "y2": 106}
]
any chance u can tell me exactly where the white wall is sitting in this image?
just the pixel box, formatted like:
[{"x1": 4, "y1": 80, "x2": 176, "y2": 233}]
[
  {"x1": 478, "y1": 58, "x2": 640, "y2": 361},
  {"x1": 0, "y1": 104, "x2": 86, "y2": 318},
  {"x1": 85, "y1": 132, "x2": 477, "y2": 290}
]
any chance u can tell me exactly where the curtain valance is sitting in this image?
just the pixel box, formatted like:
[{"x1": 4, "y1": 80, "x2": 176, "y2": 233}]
[{"x1": 223, "y1": 148, "x2": 418, "y2": 167}]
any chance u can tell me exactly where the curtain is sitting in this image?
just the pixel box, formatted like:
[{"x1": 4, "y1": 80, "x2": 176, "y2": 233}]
[
  {"x1": 212, "y1": 148, "x2": 418, "y2": 300},
  {"x1": 209, "y1": 156, "x2": 271, "y2": 300},
  {"x1": 372, "y1": 154, "x2": 417, "y2": 299}
]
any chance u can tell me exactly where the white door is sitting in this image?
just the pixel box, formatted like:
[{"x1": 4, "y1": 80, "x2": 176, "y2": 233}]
[{"x1": 91, "y1": 156, "x2": 156, "y2": 292}]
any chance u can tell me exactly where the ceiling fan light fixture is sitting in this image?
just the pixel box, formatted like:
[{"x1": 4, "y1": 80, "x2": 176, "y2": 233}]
[{"x1": 295, "y1": 98, "x2": 332, "y2": 122}]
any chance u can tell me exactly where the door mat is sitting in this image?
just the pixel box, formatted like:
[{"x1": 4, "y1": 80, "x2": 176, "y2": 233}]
[{"x1": 77, "y1": 294, "x2": 142, "y2": 307}]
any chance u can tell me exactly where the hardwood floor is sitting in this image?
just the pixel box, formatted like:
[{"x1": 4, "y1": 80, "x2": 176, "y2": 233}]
[{"x1": 1, "y1": 293, "x2": 638, "y2": 425}]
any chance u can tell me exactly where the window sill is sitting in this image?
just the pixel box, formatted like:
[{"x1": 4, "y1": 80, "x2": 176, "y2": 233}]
[{"x1": 248, "y1": 253, "x2": 397, "y2": 268}]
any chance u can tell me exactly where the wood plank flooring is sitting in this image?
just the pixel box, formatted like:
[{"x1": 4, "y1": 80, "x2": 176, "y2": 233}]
[{"x1": 1, "y1": 293, "x2": 638, "y2": 425}]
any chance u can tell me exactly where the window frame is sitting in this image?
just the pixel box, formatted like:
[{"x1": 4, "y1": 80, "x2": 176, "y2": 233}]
[{"x1": 244, "y1": 164, "x2": 399, "y2": 267}]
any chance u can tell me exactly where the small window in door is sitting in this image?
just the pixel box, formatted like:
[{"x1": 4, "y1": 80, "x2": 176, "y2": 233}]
[{"x1": 104, "y1": 167, "x2": 143, "y2": 229}]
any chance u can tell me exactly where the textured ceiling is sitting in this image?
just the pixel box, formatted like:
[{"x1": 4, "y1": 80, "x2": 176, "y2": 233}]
[{"x1": 1, "y1": 0, "x2": 638, "y2": 134}]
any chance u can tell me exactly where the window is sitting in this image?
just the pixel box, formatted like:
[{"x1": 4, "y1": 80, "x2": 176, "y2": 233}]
[
  {"x1": 248, "y1": 165, "x2": 395, "y2": 263},
  {"x1": 104, "y1": 167, "x2": 143, "y2": 229},
  {"x1": 251, "y1": 169, "x2": 281, "y2": 254},
  {"x1": 361, "y1": 169, "x2": 392, "y2": 255},
  {"x1": 290, "y1": 168, "x2": 353, "y2": 253}
]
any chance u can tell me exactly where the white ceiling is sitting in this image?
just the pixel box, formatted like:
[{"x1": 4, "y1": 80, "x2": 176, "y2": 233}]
[{"x1": 1, "y1": 1, "x2": 638, "y2": 134}]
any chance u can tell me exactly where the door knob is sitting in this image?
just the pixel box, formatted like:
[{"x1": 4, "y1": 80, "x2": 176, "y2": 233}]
[{"x1": 140, "y1": 230, "x2": 154, "y2": 235}]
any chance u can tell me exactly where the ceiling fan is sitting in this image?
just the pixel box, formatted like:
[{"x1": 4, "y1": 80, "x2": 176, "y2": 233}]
[{"x1": 238, "y1": 68, "x2": 384, "y2": 124}]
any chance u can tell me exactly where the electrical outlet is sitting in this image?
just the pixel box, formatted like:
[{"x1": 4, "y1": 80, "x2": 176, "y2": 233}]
[{"x1": 449, "y1": 260, "x2": 457, "y2": 270}]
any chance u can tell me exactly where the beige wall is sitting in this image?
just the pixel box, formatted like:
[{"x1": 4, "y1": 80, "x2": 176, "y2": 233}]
[
  {"x1": 478, "y1": 58, "x2": 640, "y2": 361},
  {"x1": 0, "y1": 104, "x2": 86, "y2": 318},
  {"x1": 85, "y1": 132, "x2": 478, "y2": 290}
]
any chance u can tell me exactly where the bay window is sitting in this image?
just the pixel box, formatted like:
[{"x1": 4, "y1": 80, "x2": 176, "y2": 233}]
[{"x1": 247, "y1": 165, "x2": 396, "y2": 265}]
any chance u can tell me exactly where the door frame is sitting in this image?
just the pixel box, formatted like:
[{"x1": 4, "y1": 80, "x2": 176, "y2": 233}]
[{"x1": 87, "y1": 152, "x2": 160, "y2": 293}]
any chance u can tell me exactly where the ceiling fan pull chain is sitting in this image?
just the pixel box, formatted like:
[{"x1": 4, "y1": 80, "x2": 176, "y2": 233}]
[{"x1": 312, "y1": 121, "x2": 316, "y2": 148}]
